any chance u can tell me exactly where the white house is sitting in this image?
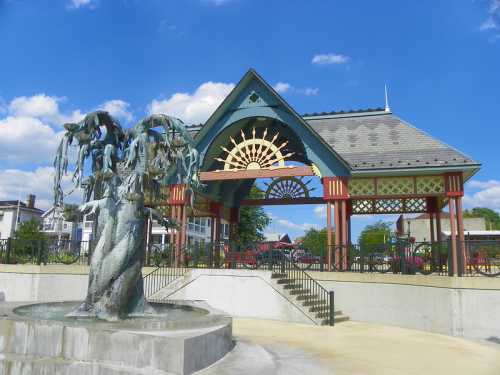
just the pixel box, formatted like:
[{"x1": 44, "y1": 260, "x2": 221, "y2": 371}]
[
  {"x1": 0, "y1": 195, "x2": 44, "y2": 239},
  {"x1": 41, "y1": 206, "x2": 81, "y2": 242}
]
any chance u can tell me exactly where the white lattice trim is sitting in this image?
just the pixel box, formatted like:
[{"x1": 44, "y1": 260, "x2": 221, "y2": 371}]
[
  {"x1": 349, "y1": 178, "x2": 376, "y2": 197},
  {"x1": 416, "y1": 175, "x2": 444, "y2": 194},
  {"x1": 377, "y1": 177, "x2": 414, "y2": 196}
]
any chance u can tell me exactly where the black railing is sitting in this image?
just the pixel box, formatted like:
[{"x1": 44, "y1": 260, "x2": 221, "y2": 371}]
[
  {"x1": 333, "y1": 241, "x2": 452, "y2": 276},
  {"x1": 2, "y1": 238, "x2": 500, "y2": 278},
  {"x1": 0, "y1": 238, "x2": 93, "y2": 265},
  {"x1": 463, "y1": 240, "x2": 500, "y2": 277},
  {"x1": 143, "y1": 265, "x2": 188, "y2": 299},
  {"x1": 267, "y1": 252, "x2": 334, "y2": 325}
]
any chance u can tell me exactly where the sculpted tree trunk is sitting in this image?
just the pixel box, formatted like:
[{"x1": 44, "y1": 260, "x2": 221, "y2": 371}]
[{"x1": 53, "y1": 112, "x2": 199, "y2": 321}]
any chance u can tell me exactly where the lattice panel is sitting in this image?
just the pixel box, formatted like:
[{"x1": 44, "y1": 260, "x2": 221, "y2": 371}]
[
  {"x1": 416, "y1": 176, "x2": 444, "y2": 194},
  {"x1": 404, "y1": 198, "x2": 427, "y2": 212},
  {"x1": 351, "y1": 198, "x2": 427, "y2": 215},
  {"x1": 349, "y1": 178, "x2": 376, "y2": 197},
  {"x1": 351, "y1": 200, "x2": 374, "y2": 214},
  {"x1": 377, "y1": 177, "x2": 414, "y2": 196},
  {"x1": 375, "y1": 199, "x2": 403, "y2": 213}
]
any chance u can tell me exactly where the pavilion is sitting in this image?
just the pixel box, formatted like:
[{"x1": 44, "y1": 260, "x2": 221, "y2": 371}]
[{"x1": 157, "y1": 69, "x2": 480, "y2": 276}]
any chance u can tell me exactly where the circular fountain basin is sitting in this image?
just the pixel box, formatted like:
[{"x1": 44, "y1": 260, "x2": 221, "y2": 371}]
[{"x1": 0, "y1": 300, "x2": 233, "y2": 375}]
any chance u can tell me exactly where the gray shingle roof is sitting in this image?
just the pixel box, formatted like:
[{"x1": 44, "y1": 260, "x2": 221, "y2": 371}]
[{"x1": 305, "y1": 111, "x2": 479, "y2": 171}]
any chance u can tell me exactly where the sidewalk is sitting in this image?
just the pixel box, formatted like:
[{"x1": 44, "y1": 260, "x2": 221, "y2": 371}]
[{"x1": 227, "y1": 319, "x2": 500, "y2": 375}]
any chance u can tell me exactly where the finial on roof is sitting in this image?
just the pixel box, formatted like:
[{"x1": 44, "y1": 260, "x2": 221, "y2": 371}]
[{"x1": 384, "y1": 84, "x2": 391, "y2": 112}]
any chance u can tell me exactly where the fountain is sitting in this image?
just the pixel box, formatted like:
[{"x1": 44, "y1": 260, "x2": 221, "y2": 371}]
[{"x1": 0, "y1": 112, "x2": 233, "y2": 374}]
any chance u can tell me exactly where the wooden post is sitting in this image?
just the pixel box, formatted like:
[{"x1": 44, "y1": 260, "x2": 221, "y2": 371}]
[
  {"x1": 449, "y1": 198, "x2": 458, "y2": 276},
  {"x1": 334, "y1": 201, "x2": 341, "y2": 270},
  {"x1": 214, "y1": 216, "x2": 221, "y2": 267},
  {"x1": 341, "y1": 200, "x2": 348, "y2": 271},
  {"x1": 429, "y1": 213, "x2": 436, "y2": 243},
  {"x1": 180, "y1": 204, "x2": 187, "y2": 266},
  {"x1": 455, "y1": 196, "x2": 466, "y2": 275},
  {"x1": 326, "y1": 201, "x2": 333, "y2": 271},
  {"x1": 436, "y1": 210, "x2": 442, "y2": 242}
]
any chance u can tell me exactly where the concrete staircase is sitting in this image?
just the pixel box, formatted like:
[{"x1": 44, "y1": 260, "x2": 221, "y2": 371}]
[{"x1": 270, "y1": 272, "x2": 349, "y2": 325}]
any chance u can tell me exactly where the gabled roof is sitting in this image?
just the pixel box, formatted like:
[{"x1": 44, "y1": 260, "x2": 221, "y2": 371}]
[
  {"x1": 305, "y1": 110, "x2": 480, "y2": 177},
  {"x1": 190, "y1": 69, "x2": 479, "y2": 179},
  {"x1": 193, "y1": 68, "x2": 351, "y2": 173}
]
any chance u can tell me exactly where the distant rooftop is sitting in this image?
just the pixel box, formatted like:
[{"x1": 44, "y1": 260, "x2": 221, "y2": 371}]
[
  {"x1": 305, "y1": 111, "x2": 479, "y2": 173},
  {"x1": 302, "y1": 108, "x2": 386, "y2": 118}
]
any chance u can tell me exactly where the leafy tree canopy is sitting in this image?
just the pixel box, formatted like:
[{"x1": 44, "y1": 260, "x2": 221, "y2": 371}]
[
  {"x1": 62, "y1": 204, "x2": 81, "y2": 222},
  {"x1": 359, "y1": 221, "x2": 394, "y2": 251},
  {"x1": 463, "y1": 207, "x2": 500, "y2": 230},
  {"x1": 14, "y1": 219, "x2": 46, "y2": 242},
  {"x1": 236, "y1": 185, "x2": 271, "y2": 247},
  {"x1": 301, "y1": 228, "x2": 329, "y2": 256}
]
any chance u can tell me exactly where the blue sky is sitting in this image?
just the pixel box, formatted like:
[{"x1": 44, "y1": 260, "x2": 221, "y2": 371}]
[{"x1": 1, "y1": 0, "x2": 500, "y2": 241}]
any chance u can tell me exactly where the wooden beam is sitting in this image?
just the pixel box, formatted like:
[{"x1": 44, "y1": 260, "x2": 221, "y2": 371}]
[
  {"x1": 240, "y1": 197, "x2": 324, "y2": 206},
  {"x1": 199, "y1": 166, "x2": 315, "y2": 181}
]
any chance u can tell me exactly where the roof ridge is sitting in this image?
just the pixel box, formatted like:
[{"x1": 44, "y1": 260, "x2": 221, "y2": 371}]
[{"x1": 303, "y1": 107, "x2": 385, "y2": 117}]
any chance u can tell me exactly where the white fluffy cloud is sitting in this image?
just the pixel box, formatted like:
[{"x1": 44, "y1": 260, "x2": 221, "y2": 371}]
[
  {"x1": 312, "y1": 53, "x2": 350, "y2": 65},
  {"x1": 0, "y1": 167, "x2": 81, "y2": 210},
  {"x1": 479, "y1": 1, "x2": 500, "y2": 38},
  {"x1": 273, "y1": 82, "x2": 319, "y2": 96},
  {"x1": 464, "y1": 180, "x2": 500, "y2": 211},
  {"x1": 276, "y1": 218, "x2": 319, "y2": 231},
  {"x1": 7, "y1": 94, "x2": 84, "y2": 126},
  {"x1": 148, "y1": 81, "x2": 234, "y2": 125},
  {"x1": 68, "y1": 0, "x2": 96, "y2": 9},
  {"x1": 204, "y1": 0, "x2": 233, "y2": 5},
  {"x1": 0, "y1": 116, "x2": 63, "y2": 164},
  {"x1": 313, "y1": 205, "x2": 327, "y2": 218},
  {"x1": 274, "y1": 82, "x2": 292, "y2": 94},
  {"x1": 99, "y1": 100, "x2": 133, "y2": 122},
  {"x1": 9, "y1": 94, "x2": 61, "y2": 121}
]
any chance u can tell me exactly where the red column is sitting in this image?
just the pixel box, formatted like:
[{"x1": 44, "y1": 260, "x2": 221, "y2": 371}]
[
  {"x1": 444, "y1": 172, "x2": 464, "y2": 276},
  {"x1": 323, "y1": 177, "x2": 349, "y2": 271},
  {"x1": 436, "y1": 210, "x2": 442, "y2": 242},
  {"x1": 449, "y1": 198, "x2": 458, "y2": 276},
  {"x1": 180, "y1": 204, "x2": 187, "y2": 266},
  {"x1": 455, "y1": 196, "x2": 466, "y2": 275},
  {"x1": 334, "y1": 201, "x2": 341, "y2": 270},
  {"x1": 341, "y1": 200, "x2": 348, "y2": 271},
  {"x1": 326, "y1": 201, "x2": 333, "y2": 271},
  {"x1": 429, "y1": 213, "x2": 435, "y2": 243}
]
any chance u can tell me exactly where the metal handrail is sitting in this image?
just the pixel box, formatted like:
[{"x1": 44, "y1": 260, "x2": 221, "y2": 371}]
[
  {"x1": 143, "y1": 264, "x2": 187, "y2": 299},
  {"x1": 271, "y1": 254, "x2": 335, "y2": 326}
]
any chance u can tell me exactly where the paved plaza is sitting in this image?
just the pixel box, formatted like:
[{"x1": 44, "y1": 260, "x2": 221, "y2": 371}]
[{"x1": 199, "y1": 319, "x2": 500, "y2": 375}]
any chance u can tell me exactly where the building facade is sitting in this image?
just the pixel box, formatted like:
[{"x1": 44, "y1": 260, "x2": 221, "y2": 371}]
[
  {"x1": 397, "y1": 213, "x2": 486, "y2": 243},
  {"x1": 0, "y1": 195, "x2": 43, "y2": 239}
]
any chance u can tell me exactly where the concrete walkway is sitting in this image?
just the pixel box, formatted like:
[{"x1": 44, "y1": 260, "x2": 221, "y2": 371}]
[{"x1": 201, "y1": 319, "x2": 500, "y2": 375}]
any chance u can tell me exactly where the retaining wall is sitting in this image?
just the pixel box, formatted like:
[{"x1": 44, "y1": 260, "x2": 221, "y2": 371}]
[{"x1": 0, "y1": 265, "x2": 499, "y2": 340}]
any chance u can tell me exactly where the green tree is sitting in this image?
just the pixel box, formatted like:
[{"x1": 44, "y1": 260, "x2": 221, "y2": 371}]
[
  {"x1": 14, "y1": 219, "x2": 46, "y2": 242},
  {"x1": 62, "y1": 204, "x2": 81, "y2": 222},
  {"x1": 236, "y1": 186, "x2": 271, "y2": 247},
  {"x1": 301, "y1": 228, "x2": 329, "y2": 256},
  {"x1": 359, "y1": 221, "x2": 394, "y2": 251},
  {"x1": 463, "y1": 207, "x2": 500, "y2": 230},
  {"x1": 12, "y1": 219, "x2": 47, "y2": 262}
]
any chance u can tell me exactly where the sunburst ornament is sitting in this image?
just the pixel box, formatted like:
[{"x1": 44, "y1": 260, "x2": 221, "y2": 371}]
[
  {"x1": 264, "y1": 176, "x2": 315, "y2": 199},
  {"x1": 215, "y1": 128, "x2": 294, "y2": 171}
]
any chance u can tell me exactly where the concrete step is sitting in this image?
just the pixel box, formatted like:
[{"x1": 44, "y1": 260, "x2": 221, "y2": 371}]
[
  {"x1": 320, "y1": 314, "x2": 350, "y2": 325},
  {"x1": 301, "y1": 299, "x2": 327, "y2": 307},
  {"x1": 271, "y1": 273, "x2": 287, "y2": 279},
  {"x1": 283, "y1": 283, "x2": 303, "y2": 290},
  {"x1": 308, "y1": 303, "x2": 330, "y2": 312},
  {"x1": 296, "y1": 294, "x2": 319, "y2": 301},
  {"x1": 315, "y1": 310, "x2": 346, "y2": 319},
  {"x1": 276, "y1": 278, "x2": 295, "y2": 285},
  {"x1": 288, "y1": 288, "x2": 311, "y2": 295}
]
